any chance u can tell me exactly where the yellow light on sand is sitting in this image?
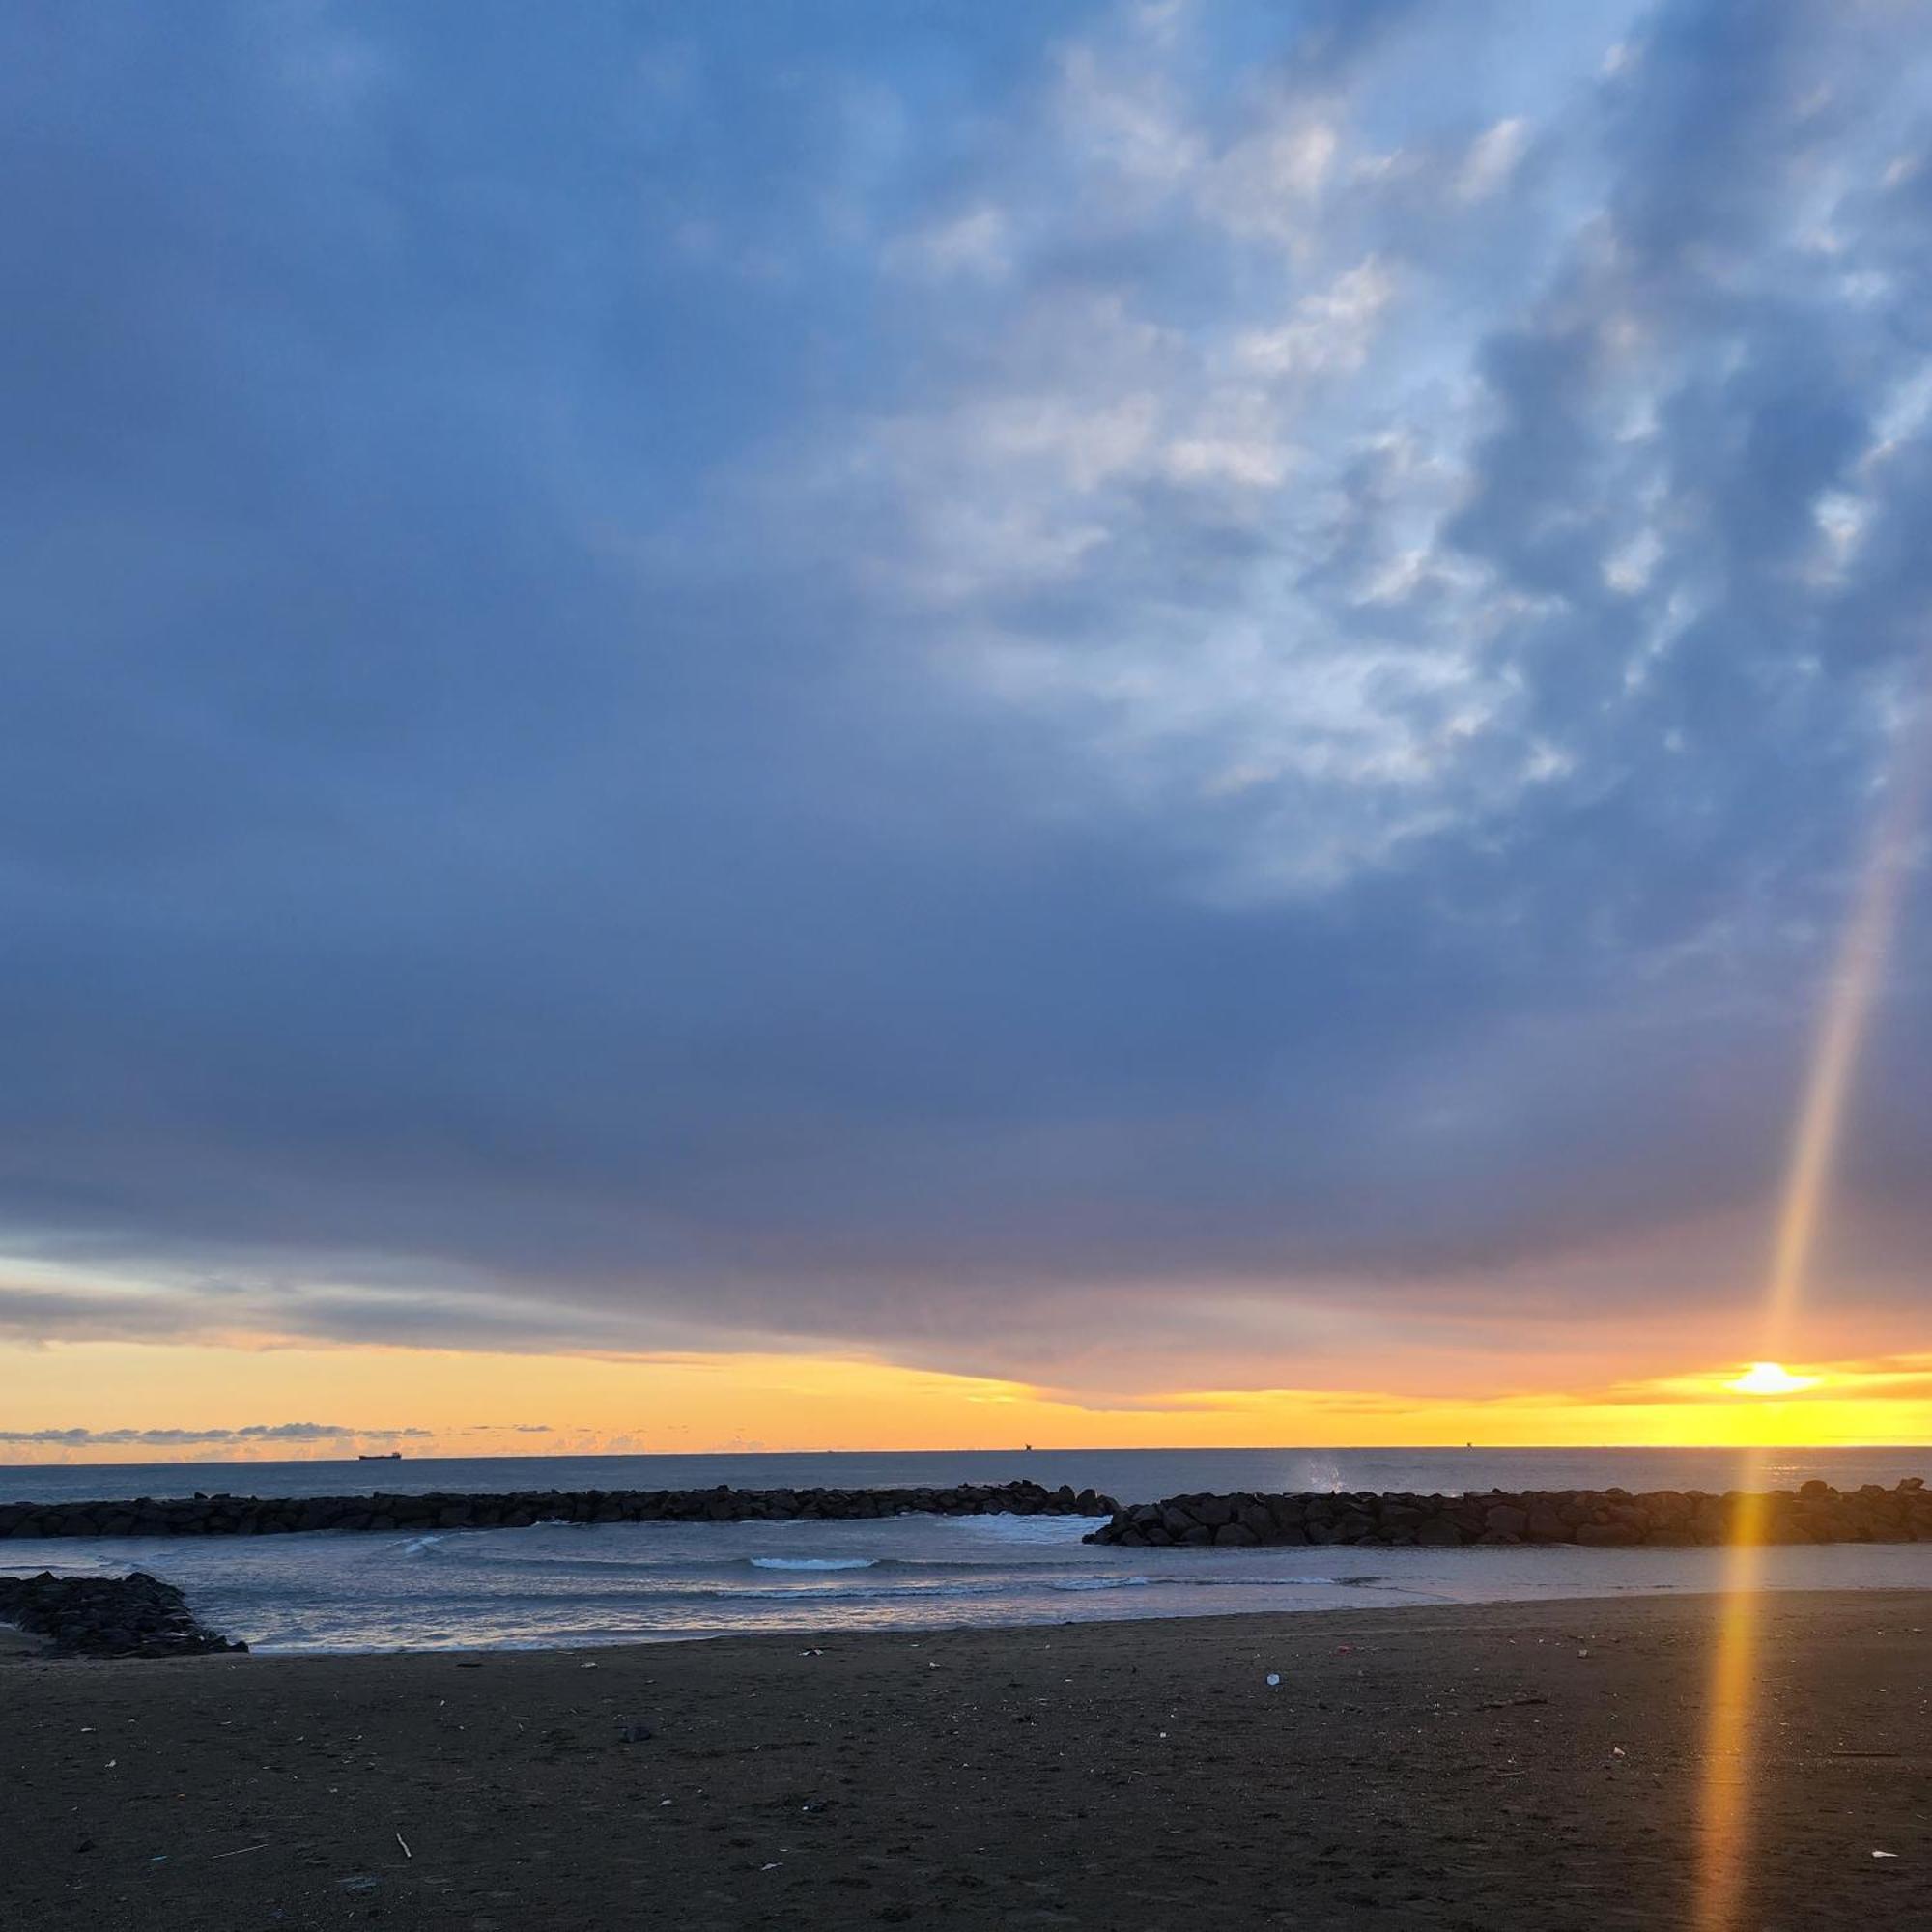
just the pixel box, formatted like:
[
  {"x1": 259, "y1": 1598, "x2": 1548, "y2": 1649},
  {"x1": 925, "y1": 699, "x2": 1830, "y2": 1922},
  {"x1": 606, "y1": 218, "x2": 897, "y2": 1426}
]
[
  {"x1": 1726, "y1": 1361, "x2": 1816, "y2": 1396},
  {"x1": 1693, "y1": 672, "x2": 1932, "y2": 1932}
]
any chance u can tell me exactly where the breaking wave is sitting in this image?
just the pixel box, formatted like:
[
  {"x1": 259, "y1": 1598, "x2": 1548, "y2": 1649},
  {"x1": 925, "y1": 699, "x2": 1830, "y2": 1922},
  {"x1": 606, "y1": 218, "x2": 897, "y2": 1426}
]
[{"x1": 747, "y1": 1556, "x2": 879, "y2": 1572}]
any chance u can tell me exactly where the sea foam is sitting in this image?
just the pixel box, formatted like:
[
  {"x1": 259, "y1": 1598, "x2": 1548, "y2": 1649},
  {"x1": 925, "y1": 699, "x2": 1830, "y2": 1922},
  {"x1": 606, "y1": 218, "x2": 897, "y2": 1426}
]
[{"x1": 748, "y1": 1556, "x2": 878, "y2": 1572}]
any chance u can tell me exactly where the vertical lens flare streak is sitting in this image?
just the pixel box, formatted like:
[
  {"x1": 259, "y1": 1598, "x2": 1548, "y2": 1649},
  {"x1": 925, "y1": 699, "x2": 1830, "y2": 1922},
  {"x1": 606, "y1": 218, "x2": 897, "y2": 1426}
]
[
  {"x1": 1693, "y1": 696, "x2": 1932, "y2": 1932},
  {"x1": 1692, "y1": 1466, "x2": 1772, "y2": 1932},
  {"x1": 1759, "y1": 746, "x2": 1931, "y2": 1367}
]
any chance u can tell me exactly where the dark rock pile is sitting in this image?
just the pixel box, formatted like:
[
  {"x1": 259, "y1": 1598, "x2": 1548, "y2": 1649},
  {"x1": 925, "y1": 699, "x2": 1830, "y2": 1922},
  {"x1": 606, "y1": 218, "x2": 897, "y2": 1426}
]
[
  {"x1": 1084, "y1": 1478, "x2": 1932, "y2": 1548},
  {"x1": 0, "y1": 1478, "x2": 1119, "y2": 1541},
  {"x1": 0, "y1": 1570, "x2": 246, "y2": 1656}
]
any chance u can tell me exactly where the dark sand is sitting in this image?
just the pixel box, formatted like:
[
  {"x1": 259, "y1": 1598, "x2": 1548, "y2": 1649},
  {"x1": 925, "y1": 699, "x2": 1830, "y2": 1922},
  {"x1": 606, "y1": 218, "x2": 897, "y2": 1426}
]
[{"x1": 6, "y1": 1591, "x2": 1932, "y2": 1930}]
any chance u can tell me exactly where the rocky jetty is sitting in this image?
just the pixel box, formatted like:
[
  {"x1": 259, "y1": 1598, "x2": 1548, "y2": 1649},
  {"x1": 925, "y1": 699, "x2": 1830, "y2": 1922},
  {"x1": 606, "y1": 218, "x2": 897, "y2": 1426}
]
[
  {"x1": 0, "y1": 1570, "x2": 246, "y2": 1656},
  {"x1": 0, "y1": 1478, "x2": 1119, "y2": 1541},
  {"x1": 1084, "y1": 1478, "x2": 1932, "y2": 1548}
]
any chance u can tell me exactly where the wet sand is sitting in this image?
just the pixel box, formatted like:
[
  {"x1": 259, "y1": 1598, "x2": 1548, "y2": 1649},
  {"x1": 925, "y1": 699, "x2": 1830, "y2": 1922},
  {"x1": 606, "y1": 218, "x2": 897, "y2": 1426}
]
[{"x1": 6, "y1": 1590, "x2": 1931, "y2": 1930}]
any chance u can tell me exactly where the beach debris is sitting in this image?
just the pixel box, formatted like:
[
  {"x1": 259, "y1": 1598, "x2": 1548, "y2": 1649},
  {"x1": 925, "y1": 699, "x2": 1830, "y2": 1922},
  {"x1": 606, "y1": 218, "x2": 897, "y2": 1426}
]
[
  {"x1": 1873, "y1": 1851, "x2": 1900, "y2": 1860},
  {"x1": 455, "y1": 1659, "x2": 482, "y2": 1669},
  {"x1": 211, "y1": 1842, "x2": 270, "y2": 1860},
  {"x1": 580, "y1": 1662, "x2": 598, "y2": 1670},
  {"x1": 1264, "y1": 1673, "x2": 1282, "y2": 1688},
  {"x1": 339, "y1": 1876, "x2": 381, "y2": 1893},
  {"x1": 761, "y1": 1862, "x2": 783, "y2": 1871},
  {"x1": 799, "y1": 1647, "x2": 824, "y2": 1657},
  {"x1": 395, "y1": 1832, "x2": 412, "y2": 1860}
]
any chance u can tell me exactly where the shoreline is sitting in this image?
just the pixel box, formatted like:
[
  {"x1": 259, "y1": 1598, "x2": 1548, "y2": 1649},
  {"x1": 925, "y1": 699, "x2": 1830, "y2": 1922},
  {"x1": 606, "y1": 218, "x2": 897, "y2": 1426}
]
[
  {"x1": 10, "y1": 1589, "x2": 1932, "y2": 1928},
  {"x1": 14, "y1": 1535, "x2": 1932, "y2": 1658},
  {"x1": 8, "y1": 1569, "x2": 1929, "y2": 1659}
]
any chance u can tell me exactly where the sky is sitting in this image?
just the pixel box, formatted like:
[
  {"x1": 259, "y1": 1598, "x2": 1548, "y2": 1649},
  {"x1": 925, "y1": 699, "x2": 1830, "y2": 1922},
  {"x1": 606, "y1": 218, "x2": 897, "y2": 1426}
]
[{"x1": 5, "y1": 0, "x2": 1932, "y2": 1460}]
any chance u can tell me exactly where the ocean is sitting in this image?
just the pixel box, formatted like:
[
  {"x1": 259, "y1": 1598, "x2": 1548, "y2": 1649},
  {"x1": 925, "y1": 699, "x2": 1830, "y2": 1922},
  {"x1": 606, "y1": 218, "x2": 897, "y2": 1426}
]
[{"x1": 5, "y1": 1447, "x2": 1930, "y2": 1654}]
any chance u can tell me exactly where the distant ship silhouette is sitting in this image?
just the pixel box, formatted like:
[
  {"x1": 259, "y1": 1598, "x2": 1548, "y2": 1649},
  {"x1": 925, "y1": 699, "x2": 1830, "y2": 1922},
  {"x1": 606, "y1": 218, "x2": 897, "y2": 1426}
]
[{"x1": 357, "y1": 1451, "x2": 402, "y2": 1461}]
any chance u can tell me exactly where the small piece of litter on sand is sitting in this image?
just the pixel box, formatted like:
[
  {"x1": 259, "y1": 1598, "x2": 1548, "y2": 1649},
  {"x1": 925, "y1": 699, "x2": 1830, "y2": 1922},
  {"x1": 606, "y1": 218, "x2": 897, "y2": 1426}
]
[
  {"x1": 1265, "y1": 1674, "x2": 1281, "y2": 1688},
  {"x1": 395, "y1": 1833, "x2": 412, "y2": 1860},
  {"x1": 580, "y1": 1662, "x2": 598, "y2": 1670},
  {"x1": 1873, "y1": 1851, "x2": 1900, "y2": 1860},
  {"x1": 761, "y1": 1862, "x2": 783, "y2": 1871},
  {"x1": 455, "y1": 1660, "x2": 482, "y2": 1669},
  {"x1": 212, "y1": 1843, "x2": 270, "y2": 1860}
]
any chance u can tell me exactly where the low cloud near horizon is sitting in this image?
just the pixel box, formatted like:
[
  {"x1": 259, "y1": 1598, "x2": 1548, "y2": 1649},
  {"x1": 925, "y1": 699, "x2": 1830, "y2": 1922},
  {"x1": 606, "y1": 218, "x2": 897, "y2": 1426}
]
[
  {"x1": 5, "y1": 1, "x2": 1932, "y2": 1400},
  {"x1": 0, "y1": 1424, "x2": 433, "y2": 1448}
]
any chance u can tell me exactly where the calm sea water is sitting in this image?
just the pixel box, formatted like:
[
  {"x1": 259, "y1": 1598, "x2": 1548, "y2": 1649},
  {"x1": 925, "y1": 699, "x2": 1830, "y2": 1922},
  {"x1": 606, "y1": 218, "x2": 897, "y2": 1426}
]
[{"x1": 5, "y1": 1448, "x2": 1930, "y2": 1653}]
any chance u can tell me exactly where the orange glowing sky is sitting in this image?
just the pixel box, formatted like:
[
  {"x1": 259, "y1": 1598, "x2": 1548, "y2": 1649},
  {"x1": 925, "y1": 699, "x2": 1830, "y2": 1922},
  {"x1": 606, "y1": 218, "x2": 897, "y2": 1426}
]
[{"x1": 8, "y1": 1335, "x2": 1932, "y2": 1464}]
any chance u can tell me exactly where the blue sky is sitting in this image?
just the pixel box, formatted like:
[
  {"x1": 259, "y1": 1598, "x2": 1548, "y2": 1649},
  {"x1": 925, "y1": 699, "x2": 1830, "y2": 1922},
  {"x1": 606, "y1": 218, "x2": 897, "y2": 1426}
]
[{"x1": 4, "y1": 0, "x2": 1932, "y2": 1404}]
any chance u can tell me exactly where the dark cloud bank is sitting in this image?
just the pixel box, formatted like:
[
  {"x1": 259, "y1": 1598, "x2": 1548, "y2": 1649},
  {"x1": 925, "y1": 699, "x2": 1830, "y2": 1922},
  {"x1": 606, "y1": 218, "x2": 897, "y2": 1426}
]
[{"x1": 3, "y1": 1, "x2": 1931, "y2": 1391}]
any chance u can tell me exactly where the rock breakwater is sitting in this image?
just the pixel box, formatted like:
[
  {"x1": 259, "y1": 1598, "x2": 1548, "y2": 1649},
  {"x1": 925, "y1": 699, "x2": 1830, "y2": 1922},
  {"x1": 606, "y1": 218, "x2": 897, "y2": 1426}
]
[
  {"x1": 0, "y1": 1478, "x2": 1118, "y2": 1541},
  {"x1": 1084, "y1": 1478, "x2": 1932, "y2": 1548},
  {"x1": 0, "y1": 1570, "x2": 246, "y2": 1656}
]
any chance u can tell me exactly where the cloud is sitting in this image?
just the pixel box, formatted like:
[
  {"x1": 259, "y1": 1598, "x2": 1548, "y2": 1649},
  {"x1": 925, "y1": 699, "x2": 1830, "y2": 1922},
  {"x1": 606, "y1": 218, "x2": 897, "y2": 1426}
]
[
  {"x1": 0, "y1": 1424, "x2": 431, "y2": 1447},
  {"x1": 1, "y1": 1, "x2": 1931, "y2": 1398}
]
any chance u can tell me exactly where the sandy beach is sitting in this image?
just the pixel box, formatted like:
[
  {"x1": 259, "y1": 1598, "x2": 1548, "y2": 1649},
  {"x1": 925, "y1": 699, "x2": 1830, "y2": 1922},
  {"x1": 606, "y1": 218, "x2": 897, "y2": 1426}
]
[{"x1": 6, "y1": 1590, "x2": 1931, "y2": 1930}]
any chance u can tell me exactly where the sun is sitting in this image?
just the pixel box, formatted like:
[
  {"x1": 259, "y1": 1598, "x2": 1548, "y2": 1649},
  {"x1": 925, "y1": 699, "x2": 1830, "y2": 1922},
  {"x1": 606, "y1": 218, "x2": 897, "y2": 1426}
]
[{"x1": 1726, "y1": 1360, "x2": 1817, "y2": 1397}]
